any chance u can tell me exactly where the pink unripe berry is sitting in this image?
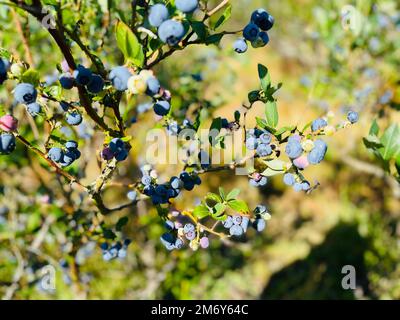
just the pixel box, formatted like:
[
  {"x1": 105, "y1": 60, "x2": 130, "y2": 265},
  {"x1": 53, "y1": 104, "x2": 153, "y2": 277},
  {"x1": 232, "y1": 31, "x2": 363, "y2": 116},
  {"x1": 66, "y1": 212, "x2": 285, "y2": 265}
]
[
  {"x1": 0, "y1": 114, "x2": 18, "y2": 132},
  {"x1": 293, "y1": 155, "x2": 309, "y2": 169},
  {"x1": 199, "y1": 237, "x2": 209, "y2": 249}
]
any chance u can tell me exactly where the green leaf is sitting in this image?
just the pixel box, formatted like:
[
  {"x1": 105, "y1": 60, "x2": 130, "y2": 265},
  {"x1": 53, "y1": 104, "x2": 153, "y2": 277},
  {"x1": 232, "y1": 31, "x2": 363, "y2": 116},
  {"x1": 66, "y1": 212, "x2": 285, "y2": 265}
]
[
  {"x1": 116, "y1": 216, "x2": 128, "y2": 231},
  {"x1": 256, "y1": 117, "x2": 277, "y2": 133},
  {"x1": 275, "y1": 126, "x2": 296, "y2": 136},
  {"x1": 265, "y1": 101, "x2": 278, "y2": 128},
  {"x1": 363, "y1": 135, "x2": 383, "y2": 150},
  {"x1": 218, "y1": 187, "x2": 226, "y2": 201},
  {"x1": 379, "y1": 124, "x2": 400, "y2": 161},
  {"x1": 191, "y1": 21, "x2": 208, "y2": 40},
  {"x1": 210, "y1": 4, "x2": 232, "y2": 30},
  {"x1": 193, "y1": 205, "x2": 210, "y2": 219},
  {"x1": 205, "y1": 33, "x2": 224, "y2": 46},
  {"x1": 21, "y1": 69, "x2": 40, "y2": 87},
  {"x1": 115, "y1": 20, "x2": 144, "y2": 67},
  {"x1": 258, "y1": 64, "x2": 271, "y2": 92},
  {"x1": 261, "y1": 168, "x2": 282, "y2": 177},
  {"x1": 205, "y1": 192, "x2": 222, "y2": 207},
  {"x1": 209, "y1": 117, "x2": 222, "y2": 145},
  {"x1": 265, "y1": 159, "x2": 285, "y2": 171},
  {"x1": 369, "y1": 119, "x2": 379, "y2": 136},
  {"x1": 227, "y1": 199, "x2": 249, "y2": 214},
  {"x1": 211, "y1": 203, "x2": 227, "y2": 220},
  {"x1": 248, "y1": 90, "x2": 260, "y2": 103},
  {"x1": 226, "y1": 188, "x2": 240, "y2": 200}
]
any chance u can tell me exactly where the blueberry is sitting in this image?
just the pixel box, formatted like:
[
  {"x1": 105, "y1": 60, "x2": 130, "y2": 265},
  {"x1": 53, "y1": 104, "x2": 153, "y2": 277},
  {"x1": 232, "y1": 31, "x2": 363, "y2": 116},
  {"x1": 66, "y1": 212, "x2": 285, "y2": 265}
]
[
  {"x1": 283, "y1": 173, "x2": 295, "y2": 186},
  {"x1": 153, "y1": 100, "x2": 171, "y2": 116},
  {"x1": 223, "y1": 216, "x2": 233, "y2": 229},
  {"x1": 347, "y1": 111, "x2": 359, "y2": 124},
  {"x1": 148, "y1": 4, "x2": 169, "y2": 27},
  {"x1": 301, "y1": 181, "x2": 311, "y2": 191},
  {"x1": 259, "y1": 132, "x2": 272, "y2": 144},
  {"x1": 109, "y1": 138, "x2": 124, "y2": 153},
  {"x1": 251, "y1": 8, "x2": 274, "y2": 31},
  {"x1": 193, "y1": 175, "x2": 201, "y2": 185},
  {"x1": 246, "y1": 136, "x2": 258, "y2": 150},
  {"x1": 199, "y1": 237, "x2": 209, "y2": 249},
  {"x1": 86, "y1": 74, "x2": 104, "y2": 93},
  {"x1": 109, "y1": 66, "x2": 132, "y2": 91},
  {"x1": 26, "y1": 103, "x2": 41, "y2": 117},
  {"x1": 141, "y1": 175, "x2": 152, "y2": 186},
  {"x1": 115, "y1": 149, "x2": 128, "y2": 161},
  {"x1": 233, "y1": 38, "x2": 248, "y2": 53},
  {"x1": 256, "y1": 143, "x2": 272, "y2": 157},
  {"x1": 229, "y1": 224, "x2": 244, "y2": 236},
  {"x1": 0, "y1": 133, "x2": 16, "y2": 155},
  {"x1": 185, "y1": 230, "x2": 196, "y2": 241},
  {"x1": 14, "y1": 83, "x2": 37, "y2": 104},
  {"x1": 60, "y1": 101, "x2": 70, "y2": 112},
  {"x1": 285, "y1": 140, "x2": 303, "y2": 159},
  {"x1": 293, "y1": 182, "x2": 303, "y2": 192},
  {"x1": 253, "y1": 218, "x2": 266, "y2": 232},
  {"x1": 183, "y1": 180, "x2": 195, "y2": 191},
  {"x1": 65, "y1": 140, "x2": 78, "y2": 150},
  {"x1": 158, "y1": 20, "x2": 185, "y2": 46},
  {"x1": 258, "y1": 176, "x2": 268, "y2": 186},
  {"x1": 251, "y1": 32, "x2": 270, "y2": 48},
  {"x1": 73, "y1": 65, "x2": 92, "y2": 86},
  {"x1": 100, "y1": 242, "x2": 109, "y2": 251},
  {"x1": 254, "y1": 205, "x2": 267, "y2": 215},
  {"x1": 167, "y1": 121, "x2": 180, "y2": 136},
  {"x1": 307, "y1": 145, "x2": 327, "y2": 164},
  {"x1": 155, "y1": 185, "x2": 168, "y2": 197},
  {"x1": 241, "y1": 217, "x2": 250, "y2": 232},
  {"x1": 59, "y1": 73, "x2": 75, "y2": 89},
  {"x1": 183, "y1": 223, "x2": 195, "y2": 233},
  {"x1": 48, "y1": 147, "x2": 63, "y2": 162},
  {"x1": 118, "y1": 248, "x2": 127, "y2": 258},
  {"x1": 160, "y1": 233, "x2": 175, "y2": 250},
  {"x1": 59, "y1": 151, "x2": 76, "y2": 167},
  {"x1": 174, "y1": 238, "x2": 184, "y2": 249},
  {"x1": 101, "y1": 147, "x2": 114, "y2": 161},
  {"x1": 180, "y1": 171, "x2": 190, "y2": 182},
  {"x1": 243, "y1": 23, "x2": 260, "y2": 42},
  {"x1": 311, "y1": 118, "x2": 327, "y2": 132},
  {"x1": 176, "y1": 0, "x2": 198, "y2": 13},
  {"x1": 143, "y1": 185, "x2": 155, "y2": 196},
  {"x1": 165, "y1": 220, "x2": 175, "y2": 231},
  {"x1": 146, "y1": 77, "x2": 161, "y2": 96},
  {"x1": 127, "y1": 190, "x2": 137, "y2": 201},
  {"x1": 66, "y1": 111, "x2": 83, "y2": 126},
  {"x1": 170, "y1": 176, "x2": 181, "y2": 189},
  {"x1": 232, "y1": 215, "x2": 242, "y2": 225}
]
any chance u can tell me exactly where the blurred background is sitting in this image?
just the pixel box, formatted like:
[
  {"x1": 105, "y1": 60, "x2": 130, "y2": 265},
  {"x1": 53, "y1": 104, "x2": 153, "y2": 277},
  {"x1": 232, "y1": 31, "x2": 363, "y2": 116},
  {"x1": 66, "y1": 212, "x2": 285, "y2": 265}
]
[{"x1": 0, "y1": 0, "x2": 399, "y2": 299}]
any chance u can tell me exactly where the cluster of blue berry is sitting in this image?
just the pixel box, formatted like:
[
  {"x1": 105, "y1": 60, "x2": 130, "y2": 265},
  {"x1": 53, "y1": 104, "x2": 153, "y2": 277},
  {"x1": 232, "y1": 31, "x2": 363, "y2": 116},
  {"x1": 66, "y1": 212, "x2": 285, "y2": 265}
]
[
  {"x1": 148, "y1": 0, "x2": 199, "y2": 46},
  {"x1": 101, "y1": 137, "x2": 129, "y2": 162},
  {"x1": 14, "y1": 83, "x2": 41, "y2": 116},
  {"x1": 60, "y1": 64, "x2": 104, "y2": 94},
  {"x1": 141, "y1": 170, "x2": 201, "y2": 205},
  {"x1": 246, "y1": 128, "x2": 273, "y2": 156},
  {"x1": 234, "y1": 8, "x2": 274, "y2": 53},
  {"x1": 160, "y1": 218, "x2": 209, "y2": 251},
  {"x1": 101, "y1": 239, "x2": 131, "y2": 261},
  {"x1": 47, "y1": 140, "x2": 81, "y2": 167}
]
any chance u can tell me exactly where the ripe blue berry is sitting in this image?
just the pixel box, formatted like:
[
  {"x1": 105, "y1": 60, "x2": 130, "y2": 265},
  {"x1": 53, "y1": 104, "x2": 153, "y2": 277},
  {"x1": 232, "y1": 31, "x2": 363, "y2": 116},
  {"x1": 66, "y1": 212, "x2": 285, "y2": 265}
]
[
  {"x1": 160, "y1": 233, "x2": 175, "y2": 250},
  {"x1": 109, "y1": 138, "x2": 124, "y2": 154},
  {"x1": 153, "y1": 100, "x2": 171, "y2": 116},
  {"x1": 184, "y1": 223, "x2": 195, "y2": 233},
  {"x1": 109, "y1": 66, "x2": 132, "y2": 91},
  {"x1": 311, "y1": 118, "x2": 327, "y2": 132},
  {"x1": 185, "y1": 230, "x2": 196, "y2": 241},
  {"x1": 65, "y1": 140, "x2": 78, "y2": 150},
  {"x1": 307, "y1": 139, "x2": 327, "y2": 164},
  {"x1": 0, "y1": 59, "x2": 10, "y2": 84},
  {"x1": 293, "y1": 182, "x2": 303, "y2": 192},
  {"x1": 0, "y1": 133, "x2": 16, "y2": 155},
  {"x1": 48, "y1": 147, "x2": 63, "y2": 162},
  {"x1": 259, "y1": 132, "x2": 272, "y2": 144},
  {"x1": 233, "y1": 38, "x2": 248, "y2": 53},
  {"x1": 148, "y1": 4, "x2": 169, "y2": 27},
  {"x1": 254, "y1": 205, "x2": 267, "y2": 215},
  {"x1": 66, "y1": 111, "x2": 83, "y2": 126},
  {"x1": 59, "y1": 73, "x2": 74, "y2": 89},
  {"x1": 246, "y1": 136, "x2": 258, "y2": 150},
  {"x1": 26, "y1": 103, "x2": 41, "y2": 116},
  {"x1": 60, "y1": 151, "x2": 76, "y2": 167},
  {"x1": 115, "y1": 149, "x2": 128, "y2": 161},
  {"x1": 73, "y1": 65, "x2": 92, "y2": 86},
  {"x1": 223, "y1": 216, "x2": 233, "y2": 229},
  {"x1": 243, "y1": 23, "x2": 260, "y2": 42},
  {"x1": 14, "y1": 83, "x2": 37, "y2": 104},
  {"x1": 251, "y1": 9, "x2": 274, "y2": 31},
  {"x1": 174, "y1": 238, "x2": 184, "y2": 249},
  {"x1": 141, "y1": 175, "x2": 152, "y2": 186},
  {"x1": 86, "y1": 74, "x2": 104, "y2": 93},
  {"x1": 283, "y1": 173, "x2": 295, "y2": 186},
  {"x1": 146, "y1": 77, "x2": 161, "y2": 96},
  {"x1": 241, "y1": 217, "x2": 250, "y2": 232},
  {"x1": 158, "y1": 20, "x2": 185, "y2": 46},
  {"x1": 301, "y1": 181, "x2": 311, "y2": 191},
  {"x1": 256, "y1": 143, "x2": 272, "y2": 157},
  {"x1": 176, "y1": 0, "x2": 198, "y2": 13},
  {"x1": 127, "y1": 190, "x2": 137, "y2": 201},
  {"x1": 170, "y1": 176, "x2": 181, "y2": 189},
  {"x1": 347, "y1": 111, "x2": 359, "y2": 124},
  {"x1": 232, "y1": 215, "x2": 242, "y2": 225},
  {"x1": 253, "y1": 218, "x2": 266, "y2": 232},
  {"x1": 285, "y1": 140, "x2": 303, "y2": 159},
  {"x1": 165, "y1": 220, "x2": 175, "y2": 231},
  {"x1": 229, "y1": 224, "x2": 244, "y2": 236}
]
